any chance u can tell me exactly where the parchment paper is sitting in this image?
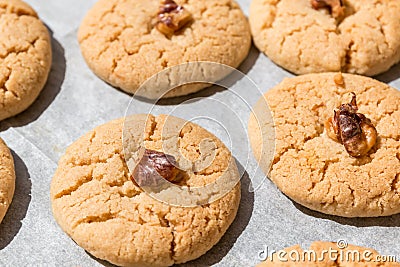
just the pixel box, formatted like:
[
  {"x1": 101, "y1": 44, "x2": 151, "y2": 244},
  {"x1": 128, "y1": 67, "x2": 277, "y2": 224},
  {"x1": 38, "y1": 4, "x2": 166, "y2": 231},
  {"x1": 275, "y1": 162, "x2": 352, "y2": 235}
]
[{"x1": 0, "y1": 0, "x2": 399, "y2": 266}]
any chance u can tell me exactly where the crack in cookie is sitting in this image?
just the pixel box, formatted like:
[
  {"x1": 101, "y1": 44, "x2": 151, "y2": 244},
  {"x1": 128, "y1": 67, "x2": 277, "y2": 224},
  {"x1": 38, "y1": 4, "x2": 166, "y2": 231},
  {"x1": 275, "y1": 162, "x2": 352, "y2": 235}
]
[{"x1": 0, "y1": 0, "x2": 37, "y2": 18}]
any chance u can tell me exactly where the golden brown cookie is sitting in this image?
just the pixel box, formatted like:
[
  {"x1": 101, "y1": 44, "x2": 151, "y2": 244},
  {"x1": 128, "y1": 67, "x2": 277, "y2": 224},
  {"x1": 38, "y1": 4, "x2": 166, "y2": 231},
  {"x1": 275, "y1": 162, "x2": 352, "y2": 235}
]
[
  {"x1": 0, "y1": 138, "x2": 15, "y2": 224},
  {"x1": 0, "y1": 0, "x2": 52, "y2": 120},
  {"x1": 249, "y1": 73, "x2": 400, "y2": 217},
  {"x1": 249, "y1": 0, "x2": 400, "y2": 76},
  {"x1": 258, "y1": 241, "x2": 400, "y2": 266},
  {"x1": 51, "y1": 114, "x2": 241, "y2": 266},
  {"x1": 78, "y1": 0, "x2": 251, "y2": 98}
]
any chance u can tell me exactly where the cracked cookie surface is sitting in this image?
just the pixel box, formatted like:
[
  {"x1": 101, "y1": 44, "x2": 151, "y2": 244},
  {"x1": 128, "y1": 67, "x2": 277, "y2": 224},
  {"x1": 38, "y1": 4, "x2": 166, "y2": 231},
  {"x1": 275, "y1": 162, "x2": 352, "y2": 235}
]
[
  {"x1": 50, "y1": 115, "x2": 241, "y2": 267},
  {"x1": 78, "y1": 0, "x2": 251, "y2": 97},
  {"x1": 249, "y1": 73, "x2": 400, "y2": 217},
  {"x1": 249, "y1": 0, "x2": 400, "y2": 76},
  {"x1": 0, "y1": 138, "x2": 15, "y2": 224},
  {"x1": 0, "y1": 0, "x2": 52, "y2": 120},
  {"x1": 258, "y1": 241, "x2": 400, "y2": 266}
]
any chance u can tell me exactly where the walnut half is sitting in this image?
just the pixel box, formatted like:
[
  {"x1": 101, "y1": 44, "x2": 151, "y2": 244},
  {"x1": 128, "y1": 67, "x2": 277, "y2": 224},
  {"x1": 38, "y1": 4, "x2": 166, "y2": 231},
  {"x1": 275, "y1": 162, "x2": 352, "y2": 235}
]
[
  {"x1": 131, "y1": 149, "x2": 181, "y2": 187},
  {"x1": 311, "y1": 0, "x2": 345, "y2": 19},
  {"x1": 156, "y1": 0, "x2": 192, "y2": 36},
  {"x1": 325, "y1": 93, "x2": 377, "y2": 157}
]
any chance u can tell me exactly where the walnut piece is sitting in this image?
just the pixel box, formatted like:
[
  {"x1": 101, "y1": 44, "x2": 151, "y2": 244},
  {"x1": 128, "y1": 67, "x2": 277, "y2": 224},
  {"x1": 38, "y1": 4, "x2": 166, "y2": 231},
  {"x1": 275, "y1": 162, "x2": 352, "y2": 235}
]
[
  {"x1": 311, "y1": 0, "x2": 345, "y2": 18},
  {"x1": 131, "y1": 149, "x2": 181, "y2": 187},
  {"x1": 156, "y1": 0, "x2": 192, "y2": 36},
  {"x1": 325, "y1": 93, "x2": 377, "y2": 157}
]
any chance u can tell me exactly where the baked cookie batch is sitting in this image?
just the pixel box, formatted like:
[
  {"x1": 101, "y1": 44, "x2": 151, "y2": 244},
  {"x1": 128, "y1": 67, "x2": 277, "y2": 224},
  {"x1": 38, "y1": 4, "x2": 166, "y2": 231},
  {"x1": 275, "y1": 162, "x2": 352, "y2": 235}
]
[{"x1": 1, "y1": 0, "x2": 399, "y2": 266}]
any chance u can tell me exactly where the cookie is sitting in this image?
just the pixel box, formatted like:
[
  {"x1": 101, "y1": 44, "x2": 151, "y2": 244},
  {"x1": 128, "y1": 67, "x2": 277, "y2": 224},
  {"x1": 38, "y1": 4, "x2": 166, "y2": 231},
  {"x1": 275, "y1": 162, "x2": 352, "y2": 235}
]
[
  {"x1": 258, "y1": 241, "x2": 400, "y2": 266},
  {"x1": 249, "y1": 0, "x2": 400, "y2": 76},
  {"x1": 249, "y1": 73, "x2": 400, "y2": 217},
  {"x1": 78, "y1": 0, "x2": 251, "y2": 98},
  {"x1": 0, "y1": 138, "x2": 16, "y2": 224},
  {"x1": 0, "y1": 0, "x2": 52, "y2": 121},
  {"x1": 51, "y1": 114, "x2": 241, "y2": 266}
]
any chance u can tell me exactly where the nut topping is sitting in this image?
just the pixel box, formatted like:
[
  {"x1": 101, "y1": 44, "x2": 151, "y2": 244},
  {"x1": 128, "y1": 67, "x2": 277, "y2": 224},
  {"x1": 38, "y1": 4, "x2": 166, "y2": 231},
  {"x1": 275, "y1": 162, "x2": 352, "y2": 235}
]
[
  {"x1": 156, "y1": 0, "x2": 192, "y2": 36},
  {"x1": 325, "y1": 93, "x2": 377, "y2": 157},
  {"x1": 311, "y1": 0, "x2": 345, "y2": 18},
  {"x1": 131, "y1": 149, "x2": 181, "y2": 187}
]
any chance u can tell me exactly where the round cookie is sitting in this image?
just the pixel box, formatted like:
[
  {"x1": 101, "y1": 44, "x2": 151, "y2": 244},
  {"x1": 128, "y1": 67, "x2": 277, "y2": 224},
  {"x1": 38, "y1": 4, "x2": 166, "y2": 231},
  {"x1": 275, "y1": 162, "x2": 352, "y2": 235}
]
[
  {"x1": 78, "y1": 0, "x2": 251, "y2": 98},
  {"x1": 249, "y1": 0, "x2": 400, "y2": 76},
  {"x1": 0, "y1": 138, "x2": 15, "y2": 224},
  {"x1": 249, "y1": 73, "x2": 400, "y2": 217},
  {"x1": 258, "y1": 241, "x2": 400, "y2": 266},
  {"x1": 51, "y1": 114, "x2": 241, "y2": 266},
  {"x1": 0, "y1": 0, "x2": 52, "y2": 121}
]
